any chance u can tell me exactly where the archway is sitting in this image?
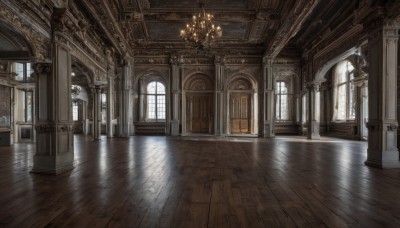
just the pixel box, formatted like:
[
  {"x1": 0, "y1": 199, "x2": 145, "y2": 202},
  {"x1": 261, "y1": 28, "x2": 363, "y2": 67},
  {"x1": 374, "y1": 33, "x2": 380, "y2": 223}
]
[
  {"x1": 313, "y1": 47, "x2": 368, "y2": 141},
  {"x1": 183, "y1": 73, "x2": 214, "y2": 135},
  {"x1": 71, "y1": 58, "x2": 94, "y2": 136},
  {"x1": 227, "y1": 75, "x2": 258, "y2": 135},
  {"x1": 135, "y1": 73, "x2": 168, "y2": 135},
  {"x1": 0, "y1": 21, "x2": 36, "y2": 145}
]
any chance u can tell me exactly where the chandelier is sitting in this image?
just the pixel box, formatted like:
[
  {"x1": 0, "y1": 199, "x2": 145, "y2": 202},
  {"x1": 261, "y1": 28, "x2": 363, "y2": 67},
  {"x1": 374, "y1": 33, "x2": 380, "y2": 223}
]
[
  {"x1": 180, "y1": 2, "x2": 222, "y2": 52},
  {"x1": 71, "y1": 85, "x2": 81, "y2": 104}
]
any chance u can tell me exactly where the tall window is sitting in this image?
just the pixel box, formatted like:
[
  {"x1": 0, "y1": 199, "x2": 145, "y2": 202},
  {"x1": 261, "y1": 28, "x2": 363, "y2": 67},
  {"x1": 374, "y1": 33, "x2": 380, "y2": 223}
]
[
  {"x1": 146, "y1": 81, "x2": 165, "y2": 121},
  {"x1": 19, "y1": 90, "x2": 33, "y2": 123},
  {"x1": 276, "y1": 81, "x2": 288, "y2": 121},
  {"x1": 15, "y1": 63, "x2": 32, "y2": 81},
  {"x1": 101, "y1": 93, "x2": 107, "y2": 123},
  {"x1": 334, "y1": 60, "x2": 355, "y2": 121},
  {"x1": 72, "y1": 102, "x2": 79, "y2": 121}
]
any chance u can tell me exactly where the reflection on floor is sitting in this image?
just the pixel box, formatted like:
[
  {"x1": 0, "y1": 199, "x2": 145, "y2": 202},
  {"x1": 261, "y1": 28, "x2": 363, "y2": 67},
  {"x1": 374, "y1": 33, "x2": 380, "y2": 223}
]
[{"x1": 1, "y1": 135, "x2": 400, "y2": 227}]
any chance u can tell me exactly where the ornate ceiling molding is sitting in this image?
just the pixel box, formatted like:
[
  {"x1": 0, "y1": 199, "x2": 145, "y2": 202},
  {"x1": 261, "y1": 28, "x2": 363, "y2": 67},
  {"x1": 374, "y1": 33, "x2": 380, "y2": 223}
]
[
  {"x1": 265, "y1": 0, "x2": 320, "y2": 58},
  {"x1": 0, "y1": 2, "x2": 50, "y2": 62},
  {"x1": 81, "y1": 0, "x2": 131, "y2": 55}
]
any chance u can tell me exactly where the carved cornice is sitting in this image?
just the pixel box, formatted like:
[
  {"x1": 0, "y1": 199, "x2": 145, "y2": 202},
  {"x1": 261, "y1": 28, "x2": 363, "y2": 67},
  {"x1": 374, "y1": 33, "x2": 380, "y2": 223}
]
[
  {"x1": 0, "y1": 2, "x2": 50, "y2": 62},
  {"x1": 265, "y1": 0, "x2": 320, "y2": 58},
  {"x1": 82, "y1": 0, "x2": 131, "y2": 55}
]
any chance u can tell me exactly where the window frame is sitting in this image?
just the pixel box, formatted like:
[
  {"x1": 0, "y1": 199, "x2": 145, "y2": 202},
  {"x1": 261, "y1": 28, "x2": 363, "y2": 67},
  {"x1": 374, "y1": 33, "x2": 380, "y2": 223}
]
[
  {"x1": 15, "y1": 62, "x2": 32, "y2": 81},
  {"x1": 334, "y1": 60, "x2": 356, "y2": 122},
  {"x1": 142, "y1": 81, "x2": 166, "y2": 122},
  {"x1": 275, "y1": 80, "x2": 289, "y2": 121}
]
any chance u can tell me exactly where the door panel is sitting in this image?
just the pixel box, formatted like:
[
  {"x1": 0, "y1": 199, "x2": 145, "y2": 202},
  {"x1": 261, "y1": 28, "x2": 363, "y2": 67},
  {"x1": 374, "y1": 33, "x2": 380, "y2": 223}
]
[
  {"x1": 187, "y1": 93, "x2": 212, "y2": 133},
  {"x1": 230, "y1": 93, "x2": 251, "y2": 134}
]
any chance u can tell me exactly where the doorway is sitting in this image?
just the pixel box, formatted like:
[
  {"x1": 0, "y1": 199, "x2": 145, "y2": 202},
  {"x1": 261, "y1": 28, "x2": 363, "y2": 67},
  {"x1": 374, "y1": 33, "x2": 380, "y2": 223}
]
[
  {"x1": 230, "y1": 93, "x2": 251, "y2": 134},
  {"x1": 186, "y1": 93, "x2": 213, "y2": 133}
]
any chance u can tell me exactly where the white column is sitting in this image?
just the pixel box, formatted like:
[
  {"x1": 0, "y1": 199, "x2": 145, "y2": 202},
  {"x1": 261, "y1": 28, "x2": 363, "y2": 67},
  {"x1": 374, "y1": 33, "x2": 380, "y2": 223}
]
[
  {"x1": 170, "y1": 59, "x2": 180, "y2": 136},
  {"x1": 307, "y1": 83, "x2": 320, "y2": 140},
  {"x1": 106, "y1": 76, "x2": 114, "y2": 137},
  {"x1": 365, "y1": 23, "x2": 400, "y2": 168},
  {"x1": 92, "y1": 86, "x2": 102, "y2": 140},
  {"x1": 262, "y1": 57, "x2": 275, "y2": 138},
  {"x1": 118, "y1": 57, "x2": 132, "y2": 137}
]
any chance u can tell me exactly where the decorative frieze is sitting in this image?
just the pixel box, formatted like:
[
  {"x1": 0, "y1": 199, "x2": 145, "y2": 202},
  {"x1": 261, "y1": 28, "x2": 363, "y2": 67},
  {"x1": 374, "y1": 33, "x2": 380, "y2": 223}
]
[{"x1": 0, "y1": 3, "x2": 50, "y2": 62}]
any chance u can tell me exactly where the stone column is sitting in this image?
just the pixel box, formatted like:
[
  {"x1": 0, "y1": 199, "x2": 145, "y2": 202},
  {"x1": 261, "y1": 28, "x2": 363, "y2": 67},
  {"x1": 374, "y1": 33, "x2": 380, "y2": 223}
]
[
  {"x1": 307, "y1": 83, "x2": 320, "y2": 140},
  {"x1": 106, "y1": 76, "x2": 115, "y2": 137},
  {"x1": 31, "y1": 7, "x2": 74, "y2": 174},
  {"x1": 170, "y1": 57, "x2": 181, "y2": 136},
  {"x1": 365, "y1": 21, "x2": 400, "y2": 168},
  {"x1": 262, "y1": 57, "x2": 275, "y2": 138},
  {"x1": 92, "y1": 86, "x2": 102, "y2": 140},
  {"x1": 214, "y1": 56, "x2": 225, "y2": 136},
  {"x1": 118, "y1": 57, "x2": 132, "y2": 137}
]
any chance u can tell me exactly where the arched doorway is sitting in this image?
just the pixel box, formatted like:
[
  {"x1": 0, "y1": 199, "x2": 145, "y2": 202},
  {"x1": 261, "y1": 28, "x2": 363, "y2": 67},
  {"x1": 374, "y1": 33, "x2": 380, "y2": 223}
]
[
  {"x1": 71, "y1": 59, "x2": 93, "y2": 136},
  {"x1": 183, "y1": 73, "x2": 214, "y2": 134},
  {"x1": 227, "y1": 77, "x2": 257, "y2": 135}
]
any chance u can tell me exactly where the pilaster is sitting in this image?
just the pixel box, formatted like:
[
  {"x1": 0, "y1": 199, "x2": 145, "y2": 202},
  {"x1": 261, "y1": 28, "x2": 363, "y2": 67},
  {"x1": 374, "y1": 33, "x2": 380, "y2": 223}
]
[
  {"x1": 214, "y1": 56, "x2": 225, "y2": 136},
  {"x1": 307, "y1": 82, "x2": 320, "y2": 140},
  {"x1": 106, "y1": 76, "x2": 115, "y2": 137},
  {"x1": 365, "y1": 23, "x2": 400, "y2": 168},
  {"x1": 118, "y1": 56, "x2": 133, "y2": 137},
  {"x1": 91, "y1": 85, "x2": 102, "y2": 140},
  {"x1": 262, "y1": 57, "x2": 275, "y2": 138},
  {"x1": 170, "y1": 57, "x2": 181, "y2": 136}
]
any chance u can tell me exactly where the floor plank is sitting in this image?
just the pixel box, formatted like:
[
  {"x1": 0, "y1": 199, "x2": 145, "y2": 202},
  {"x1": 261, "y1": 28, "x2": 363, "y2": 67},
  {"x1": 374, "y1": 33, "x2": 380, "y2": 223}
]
[{"x1": 0, "y1": 135, "x2": 400, "y2": 227}]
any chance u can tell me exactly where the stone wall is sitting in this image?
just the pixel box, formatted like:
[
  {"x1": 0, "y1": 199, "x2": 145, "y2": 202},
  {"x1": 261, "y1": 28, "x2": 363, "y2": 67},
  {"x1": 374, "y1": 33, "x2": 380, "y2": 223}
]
[{"x1": 0, "y1": 85, "x2": 11, "y2": 128}]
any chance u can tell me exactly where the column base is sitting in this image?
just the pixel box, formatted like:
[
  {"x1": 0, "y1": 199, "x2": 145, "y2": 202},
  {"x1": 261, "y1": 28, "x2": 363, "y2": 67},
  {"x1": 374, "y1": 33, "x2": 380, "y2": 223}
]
[
  {"x1": 31, "y1": 153, "x2": 74, "y2": 175},
  {"x1": 171, "y1": 121, "x2": 180, "y2": 136},
  {"x1": 365, "y1": 159, "x2": 400, "y2": 169},
  {"x1": 263, "y1": 123, "x2": 275, "y2": 138},
  {"x1": 365, "y1": 148, "x2": 400, "y2": 168},
  {"x1": 307, "y1": 121, "x2": 320, "y2": 140}
]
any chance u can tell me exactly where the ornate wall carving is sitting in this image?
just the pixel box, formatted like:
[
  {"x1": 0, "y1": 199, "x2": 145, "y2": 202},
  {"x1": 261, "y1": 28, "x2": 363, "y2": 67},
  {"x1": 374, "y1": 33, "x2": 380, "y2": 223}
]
[{"x1": 184, "y1": 73, "x2": 213, "y2": 91}]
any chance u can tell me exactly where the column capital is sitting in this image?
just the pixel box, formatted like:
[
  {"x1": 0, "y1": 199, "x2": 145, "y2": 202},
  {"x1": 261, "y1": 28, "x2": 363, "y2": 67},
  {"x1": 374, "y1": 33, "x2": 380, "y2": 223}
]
[
  {"x1": 305, "y1": 82, "x2": 320, "y2": 92},
  {"x1": 32, "y1": 62, "x2": 52, "y2": 75},
  {"x1": 262, "y1": 56, "x2": 274, "y2": 66},
  {"x1": 214, "y1": 55, "x2": 226, "y2": 65},
  {"x1": 170, "y1": 55, "x2": 184, "y2": 66},
  {"x1": 90, "y1": 85, "x2": 105, "y2": 94}
]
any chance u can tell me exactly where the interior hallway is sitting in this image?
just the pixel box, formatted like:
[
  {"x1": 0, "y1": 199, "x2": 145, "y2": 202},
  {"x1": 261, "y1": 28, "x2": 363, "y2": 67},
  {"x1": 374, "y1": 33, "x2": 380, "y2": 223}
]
[{"x1": 1, "y1": 135, "x2": 400, "y2": 227}]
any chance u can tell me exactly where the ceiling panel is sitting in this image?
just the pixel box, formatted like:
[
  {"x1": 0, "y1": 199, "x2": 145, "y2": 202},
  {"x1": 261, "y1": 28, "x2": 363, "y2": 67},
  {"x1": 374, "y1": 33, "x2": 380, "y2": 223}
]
[
  {"x1": 148, "y1": 0, "x2": 248, "y2": 10},
  {"x1": 146, "y1": 22, "x2": 185, "y2": 40},
  {"x1": 218, "y1": 21, "x2": 249, "y2": 40}
]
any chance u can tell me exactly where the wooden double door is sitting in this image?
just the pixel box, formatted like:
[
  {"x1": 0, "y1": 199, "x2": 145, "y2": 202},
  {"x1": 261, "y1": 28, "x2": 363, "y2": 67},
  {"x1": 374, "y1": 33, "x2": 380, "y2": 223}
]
[
  {"x1": 186, "y1": 93, "x2": 213, "y2": 134},
  {"x1": 230, "y1": 93, "x2": 251, "y2": 134}
]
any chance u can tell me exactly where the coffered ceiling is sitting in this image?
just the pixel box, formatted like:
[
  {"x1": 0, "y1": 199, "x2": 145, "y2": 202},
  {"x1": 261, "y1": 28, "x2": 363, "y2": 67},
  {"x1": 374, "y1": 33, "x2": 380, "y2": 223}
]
[
  {"x1": 116, "y1": 0, "x2": 283, "y2": 49},
  {"x1": 72, "y1": 0, "x2": 319, "y2": 57}
]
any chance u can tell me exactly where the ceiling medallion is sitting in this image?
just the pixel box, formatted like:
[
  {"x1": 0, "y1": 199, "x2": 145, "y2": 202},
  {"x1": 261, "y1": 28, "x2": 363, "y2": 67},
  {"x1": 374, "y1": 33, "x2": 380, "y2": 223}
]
[{"x1": 180, "y1": 2, "x2": 222, "y2": 53}]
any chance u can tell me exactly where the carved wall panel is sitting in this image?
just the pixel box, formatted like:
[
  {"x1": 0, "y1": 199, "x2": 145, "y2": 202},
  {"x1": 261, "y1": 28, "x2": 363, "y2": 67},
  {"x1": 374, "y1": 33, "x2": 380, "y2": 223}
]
[
  {"x1": 229, "y1": 78, "x2": 252, "y2": 90},
  {"x1": 184, "y1": 73, "x2": 213, "y2": 91}
]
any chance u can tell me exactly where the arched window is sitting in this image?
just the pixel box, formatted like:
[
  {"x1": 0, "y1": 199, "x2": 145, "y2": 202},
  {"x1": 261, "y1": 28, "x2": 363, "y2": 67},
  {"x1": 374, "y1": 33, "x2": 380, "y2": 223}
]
[
  {"x1": 333, "y1": 60, "x2": 355, "y2": 121},
  {"x1": 276, "y1": 81, "x2": 288, "y2": 120},
  {"x1": 145, "y1": 81, "x2": 166, "y2": 121}
]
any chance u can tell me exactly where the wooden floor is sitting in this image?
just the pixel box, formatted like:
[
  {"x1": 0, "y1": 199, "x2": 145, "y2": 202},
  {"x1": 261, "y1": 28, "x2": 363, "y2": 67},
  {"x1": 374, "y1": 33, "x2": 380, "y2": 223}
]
[{"x1": 1, "y1": 135, "x2": 400, "y2": 227}]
